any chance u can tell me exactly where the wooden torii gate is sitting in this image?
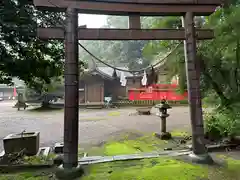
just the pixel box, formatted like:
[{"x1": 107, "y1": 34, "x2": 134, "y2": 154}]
[{"x1": 32, "y1": 0, "x2": 223, "y2": 169}]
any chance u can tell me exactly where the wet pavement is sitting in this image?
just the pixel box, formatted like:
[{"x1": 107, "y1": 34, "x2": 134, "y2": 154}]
[{"x1": 0, "y1": 101, "x2": 191, "y2": 151}]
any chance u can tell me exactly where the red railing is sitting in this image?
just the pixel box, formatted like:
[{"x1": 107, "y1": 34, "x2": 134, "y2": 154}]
[{"x1": 128, "y1": 84, "x2": 187, "y2": 101}]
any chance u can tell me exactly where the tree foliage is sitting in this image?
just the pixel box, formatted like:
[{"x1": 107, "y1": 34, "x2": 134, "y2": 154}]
[
  {"x1": 0, "y1": 0, "x2": 64, "y2": 92},
  {"x1": 198, "y1": 5, "x2": 240, "y2": 108},
  {"x1": 143, "y1": 4, "x2": 240, "y2": 108},
  {"x1": 3, "y1": 0, "x2": 240, "y2": 110}
]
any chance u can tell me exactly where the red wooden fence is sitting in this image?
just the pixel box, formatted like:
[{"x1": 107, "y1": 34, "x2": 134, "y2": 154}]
[{"x1": 128, "y1": 84, "x2": 187, "y2": 101}]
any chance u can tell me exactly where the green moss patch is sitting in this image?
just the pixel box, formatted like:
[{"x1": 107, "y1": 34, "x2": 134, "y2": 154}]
[
  {"x1": 81, "y1": 156, "x2": 240, "y2": 180},
  {"x1": 82, "y1": 158, "x2": 206, "y2": 180},
  {"x1": 79, "y1": 131, "x2": 191, "y2": 157},
  {"x1": 107, "y1": 111, "x2": 121, "y2": 117},
  {"x1": 81, "y1": 158, "x2": 204, "y2": 180},
  {"x1": 171, "y1": 130, "x2": 190, "y2": 138},
  {"x1": 103, "y1": 135, "x2": 170, "y2": 156},
  {"x1": 1, "y1": 157, "x2": 240, "y2": 180},
  {"x1": 2, "y1": 142, "x2": 240, "y2": 180},
  {"x1": 79, "y1": 134, "x2": 168, "y2": 156},
  {"x1": 78, "y1": 132, "x2": 240, "y2": 180},
  {"x1": 0, "y1": 169, "x2": 56, "y2": 180}
]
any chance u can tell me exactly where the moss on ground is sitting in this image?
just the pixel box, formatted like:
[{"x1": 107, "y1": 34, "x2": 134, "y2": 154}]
[
  {"x1": 81, "y1": 158, "x2": 207, "y2": 180},
  {"x1": 171, "y1": 130, "x2": 190, "y2": 137},
  {"x1": 79, "y1": 131, "x2": 191, "y2": 156},
  {"x1": 79, "y1": 132, "x2": 240, "y2": 180},
  {"x1": 81, "y1": 157, "x2": 240, "y2": 180},
  {"x1": 1, "y1": 131, "x2": 240, "y2": 180},
  {"x1": 1, "y1": 157, "x2": 240, "y2": 180},
  {"x1": 0, "y1": 170, "x2": 56, "y2": 180},
  {"x1": 79, "y1": 133, "x2": 171, "y2": 156}
]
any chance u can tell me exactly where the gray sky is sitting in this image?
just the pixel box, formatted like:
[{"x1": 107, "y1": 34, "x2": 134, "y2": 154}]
[{"x1": 79, "y1": 14, "x2": 107, "y2": 28}]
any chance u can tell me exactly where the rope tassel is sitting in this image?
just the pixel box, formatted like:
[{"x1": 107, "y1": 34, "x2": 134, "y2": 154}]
[{"x1": 112, "y1": 69, "x2": 118, "y2": 79}]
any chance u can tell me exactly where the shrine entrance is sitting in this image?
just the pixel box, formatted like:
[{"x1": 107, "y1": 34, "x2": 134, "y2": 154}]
[{"x1": 32, "y1": 0, "x2": 223, "y2": 169}]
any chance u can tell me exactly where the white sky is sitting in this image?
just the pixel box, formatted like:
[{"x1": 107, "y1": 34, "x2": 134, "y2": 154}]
[{"x1": 78, "y1": 14, "x2": 107, "y2": 28}]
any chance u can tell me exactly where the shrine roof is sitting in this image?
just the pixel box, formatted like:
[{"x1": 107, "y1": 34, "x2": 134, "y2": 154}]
[{"x1": 97, "y1": 66, "x2": 133, "y2": 78}]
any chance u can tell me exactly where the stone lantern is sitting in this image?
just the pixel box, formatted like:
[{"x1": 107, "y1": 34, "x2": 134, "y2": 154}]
[{"x1": 155, "y1": 99, "x2": 172, "y2": 140}]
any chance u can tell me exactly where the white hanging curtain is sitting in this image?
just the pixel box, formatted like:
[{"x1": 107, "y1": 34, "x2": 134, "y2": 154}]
[
  {"x1": 171, "y1": 75, "x2": 179, "y2": 85},
  {"x1": 120, "y1": 71, "x2": 127, "y2": 86},
  {"x1": 141, "y1": 71, "x2": 147, "y2": 86}
]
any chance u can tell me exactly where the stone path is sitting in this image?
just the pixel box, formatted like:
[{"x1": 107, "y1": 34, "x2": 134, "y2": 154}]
[{"x1": 0, "y1": 101, "x2": 191, "y2": 151}]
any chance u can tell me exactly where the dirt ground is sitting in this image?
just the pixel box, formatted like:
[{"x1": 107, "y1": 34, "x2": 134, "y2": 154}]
[{"x1": 0, "y1": 101, "x2": 191, "y2": 151}]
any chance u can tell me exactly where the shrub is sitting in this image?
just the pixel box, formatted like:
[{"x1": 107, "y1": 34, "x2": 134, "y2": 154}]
[
  {"x1": 202, "y1": 92, "x2": 220, "y2": 107},
  {"x1": 204, "y1": 108, "x2": 240, "y2": 140}
]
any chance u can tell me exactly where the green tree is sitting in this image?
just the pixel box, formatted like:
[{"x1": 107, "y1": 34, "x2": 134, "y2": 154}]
[
  {"x1": 198, "y1": 5, "x2": 240, "y2": 107},
  {"x1": 0, "y1": 0, "x2": 64, "y2": 90},
  {"x1": 142, "y1": 5, "x2": 240, "y2": 108}
]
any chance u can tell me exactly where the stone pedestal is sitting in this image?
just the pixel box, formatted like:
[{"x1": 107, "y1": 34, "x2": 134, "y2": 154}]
[{"x1": 155, "y1": 132, "x2": 172, "y2": 140}]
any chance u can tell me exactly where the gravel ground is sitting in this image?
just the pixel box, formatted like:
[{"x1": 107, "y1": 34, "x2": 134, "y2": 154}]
[{"x1": 0, "y1": 101, "x2": 191, "y2": 151}]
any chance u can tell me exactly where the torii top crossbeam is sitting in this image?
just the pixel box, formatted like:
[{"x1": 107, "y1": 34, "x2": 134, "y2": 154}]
[{"x1": 32, "y1": 0, "x2": 223, "y2": 15}]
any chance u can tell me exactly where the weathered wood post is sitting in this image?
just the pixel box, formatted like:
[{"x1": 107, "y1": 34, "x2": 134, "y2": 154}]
[
  {"x1": 129, "y1": 15, "x2": 141, "y2": 29},
  {"x1": 182, "y1": 12, "x2": 212, "y2": 163},
  {"x1": 64, "y1": 7, "x2": 79, "y2": 168}
]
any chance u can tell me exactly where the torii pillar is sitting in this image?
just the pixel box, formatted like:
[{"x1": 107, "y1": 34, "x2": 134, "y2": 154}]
[{"x1": 63, "y1": 7, "x2": 79, "y2": 168}]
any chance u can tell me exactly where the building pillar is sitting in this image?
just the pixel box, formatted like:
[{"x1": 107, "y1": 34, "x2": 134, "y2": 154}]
[
  {"x1": 182, "y1": 12, "x2": 211, "y2": 162},
  {"x1": 64, "y1": 7, "x2": 79, "y2": 168},
  {"x1": 129, "y1": 15, "x2": 141, "y2": 29}
]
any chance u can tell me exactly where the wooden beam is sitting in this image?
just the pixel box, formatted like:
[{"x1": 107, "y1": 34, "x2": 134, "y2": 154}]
[
  {"x1": 37, "y1": 28, "x2": 214, "y2": 40},
  {"x1": 39, "y1": 0, "x2": 223, "y2": 5},
  {"x1": 33, "y1": 0, "x2": 219, "y2": 16}
]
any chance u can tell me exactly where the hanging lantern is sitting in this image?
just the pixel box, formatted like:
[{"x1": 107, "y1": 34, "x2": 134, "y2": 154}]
[
  {"x1": 112, "y1": 69, "x2": 118, "y2": 79},
  {"x1": 153, "y1": 67, "x2": 158, "y2": 84},
  {"x1": 146, "y1": 72, "x2": 150, "y2": 86}
]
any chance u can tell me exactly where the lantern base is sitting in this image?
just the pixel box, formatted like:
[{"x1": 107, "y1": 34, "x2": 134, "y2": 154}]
[{"x1": 155, "y1": 132, "x2": 172, "y2": 140}]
